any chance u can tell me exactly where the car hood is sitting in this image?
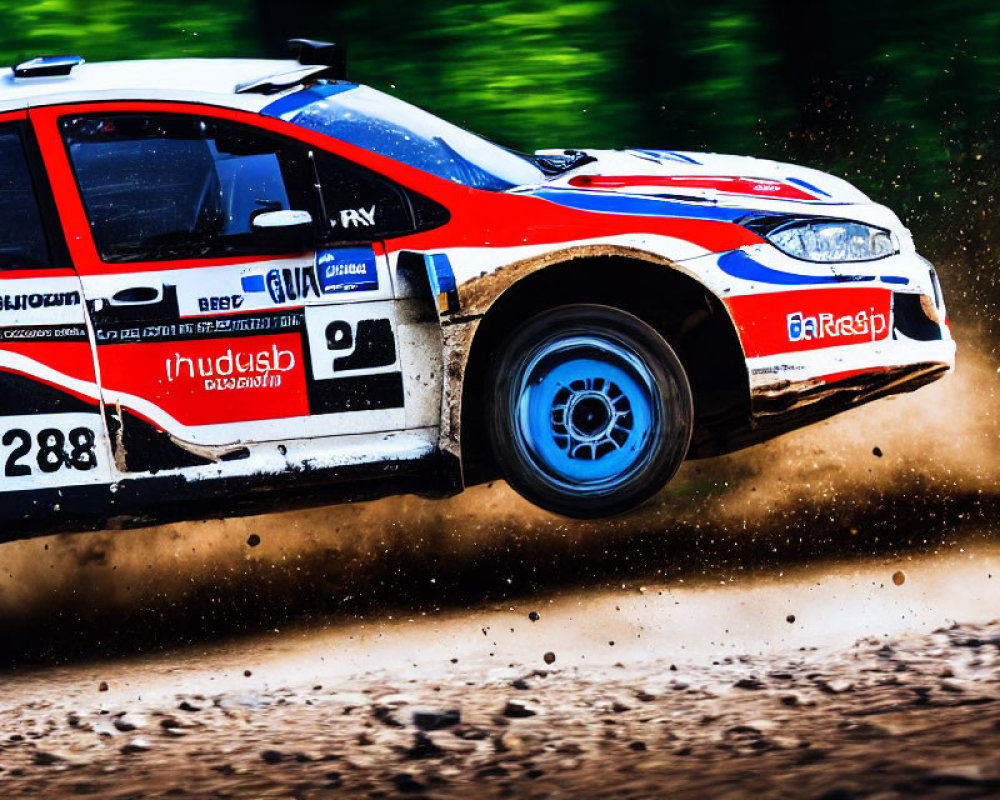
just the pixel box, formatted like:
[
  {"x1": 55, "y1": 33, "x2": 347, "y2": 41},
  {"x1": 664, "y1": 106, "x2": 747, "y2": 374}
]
[{"x1": 533, "y1": 148, "x2": 872, "y2": 206}]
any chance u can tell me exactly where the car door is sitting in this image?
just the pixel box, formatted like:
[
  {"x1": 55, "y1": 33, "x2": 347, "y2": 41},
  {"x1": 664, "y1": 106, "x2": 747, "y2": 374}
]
[
  {"x1": 32, "y1": 102, "x2": 417, "y2": 477},
  {"x1": 0, "y1": 111, "x2": 111, "y2": 500}
]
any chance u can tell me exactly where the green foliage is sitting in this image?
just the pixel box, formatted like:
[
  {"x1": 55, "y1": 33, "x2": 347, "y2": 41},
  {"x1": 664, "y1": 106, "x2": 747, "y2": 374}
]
[
  {"x1": 334, "y1": 0, "x2": 637, "y2": 150},
  {"x1": 4, "y1": 0, "x2": 1000, "y2": 277},
  {"x1": 0, "y1": 0, "x2": 256, "y2": 64}
]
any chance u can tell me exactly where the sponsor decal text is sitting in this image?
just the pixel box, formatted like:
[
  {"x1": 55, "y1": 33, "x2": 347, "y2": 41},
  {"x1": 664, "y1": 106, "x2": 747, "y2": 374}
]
[
  {"x1": 165, "y1": 344, "x2": 296, "y2": 392},
  {"x1": 787, "y1": 308, "x2": 887, "y2": 343}
]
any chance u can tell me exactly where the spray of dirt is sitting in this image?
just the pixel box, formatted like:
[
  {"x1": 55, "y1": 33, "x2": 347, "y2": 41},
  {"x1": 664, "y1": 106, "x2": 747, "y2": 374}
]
[
  {"x1": 688, "y1": 327, "x2": 1000, "y2": 521},
  {"x1": 0, "y1": 324, "x2": 996, "y2": 661}
]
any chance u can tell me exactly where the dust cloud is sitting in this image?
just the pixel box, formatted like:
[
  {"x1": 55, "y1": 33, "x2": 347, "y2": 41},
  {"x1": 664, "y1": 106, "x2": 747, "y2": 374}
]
[
  {"x1": 0, "y1": 324, "x2": 996, "y2": 662},
  {"x1": 686, "y1": 326, "x2": 1000, "y2": 523}
]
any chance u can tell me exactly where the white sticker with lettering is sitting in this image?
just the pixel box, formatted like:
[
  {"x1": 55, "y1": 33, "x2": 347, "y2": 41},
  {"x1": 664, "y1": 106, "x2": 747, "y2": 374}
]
[
  {"x1": 0, "y1": 412, "x2": 111, "y2": 490},
  {"x1": 331, "y1": 205, "x2": 376, "y2": 229},
  {"x1": 304, "y1": 301, "x2": 399, "y2": 381}
]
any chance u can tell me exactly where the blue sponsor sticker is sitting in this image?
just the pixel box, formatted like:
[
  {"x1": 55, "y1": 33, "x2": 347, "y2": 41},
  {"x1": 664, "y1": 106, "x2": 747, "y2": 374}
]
[
  {"x1": 241, "y1": 275, "x2": 266, "y2": 293},
  {"x1": 317, "y1": 247, "x2": 379, "y2": 294}
]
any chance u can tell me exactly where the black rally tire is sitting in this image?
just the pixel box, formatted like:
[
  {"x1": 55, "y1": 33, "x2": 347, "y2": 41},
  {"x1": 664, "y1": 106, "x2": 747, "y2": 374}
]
[{"x1": 486, "y1": 304, "x2": 693, "y2": 518}]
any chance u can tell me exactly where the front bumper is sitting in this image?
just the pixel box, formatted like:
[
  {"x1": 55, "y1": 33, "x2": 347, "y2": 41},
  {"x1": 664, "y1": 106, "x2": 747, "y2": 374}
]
[
  {"x1": 678, "y1": 243, "x2": 955, "y2": 456},
  {"x1": 687, "y1": 357, "x2": 952, "y2": 459},
  {"x1": 693, "y1": 359, "x2": 950, "y2": 458},
  {"x1": 682, "y1": 243, "x2": 955, "y2": 405},
  {"x1": 747, "y1": 332, "x2": 955, "y2": 415}
]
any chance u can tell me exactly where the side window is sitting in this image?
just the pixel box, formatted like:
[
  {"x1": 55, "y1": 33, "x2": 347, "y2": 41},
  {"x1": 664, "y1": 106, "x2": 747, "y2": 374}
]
[
  {"x1": 60, "y1": 114, "x2": 315, "y2": 263},
  {"x1": 312, "y1": 152, "x2": 415, "y2": 242},
  {"x1": 0, "y1": 125, "x2": 52, "y2": 270}
]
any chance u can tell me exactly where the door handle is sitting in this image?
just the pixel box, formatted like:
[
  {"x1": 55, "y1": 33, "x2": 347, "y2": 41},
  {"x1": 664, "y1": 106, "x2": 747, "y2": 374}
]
[{"x1": 111, "y1": 286, "x2": 162, "y2": 305}]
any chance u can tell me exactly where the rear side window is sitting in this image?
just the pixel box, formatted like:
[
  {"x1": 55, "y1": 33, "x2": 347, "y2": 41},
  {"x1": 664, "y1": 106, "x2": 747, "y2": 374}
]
[
  {"x1": 312, "y1": 150, "x2": 415, "y2": 241},
  {"x1": 0, "y1": 126, "x2": 52, "y2": 269},
  {"x1": 60, "y1": 114, "x2": 315, "y2": 263}
]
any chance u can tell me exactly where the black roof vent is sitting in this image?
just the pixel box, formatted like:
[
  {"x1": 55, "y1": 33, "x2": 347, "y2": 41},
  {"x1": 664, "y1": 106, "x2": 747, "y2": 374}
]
[
  {"x1": 288, "y1": 39, "x2": 346, "y2": 80},
  {"x1": 14, "y1": 55, "x2": 85, "y2": 78}
]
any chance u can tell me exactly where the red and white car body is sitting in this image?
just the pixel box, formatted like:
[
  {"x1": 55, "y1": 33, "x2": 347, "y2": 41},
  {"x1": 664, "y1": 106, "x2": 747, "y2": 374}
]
[{"x1": 0, "y1": 53, "x2": 953, "y2": 536}]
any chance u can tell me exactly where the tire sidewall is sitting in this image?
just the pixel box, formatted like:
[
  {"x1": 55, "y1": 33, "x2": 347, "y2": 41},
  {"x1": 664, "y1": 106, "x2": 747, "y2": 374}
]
[{"x1": 487, "y1": 304, "x2": 693, "y2": 518}]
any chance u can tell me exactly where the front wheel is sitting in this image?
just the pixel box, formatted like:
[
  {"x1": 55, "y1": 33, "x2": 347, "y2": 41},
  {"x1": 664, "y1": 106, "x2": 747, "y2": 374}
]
[{"x1": 487, "y1": 305, "x2": 693, "y2": 518}]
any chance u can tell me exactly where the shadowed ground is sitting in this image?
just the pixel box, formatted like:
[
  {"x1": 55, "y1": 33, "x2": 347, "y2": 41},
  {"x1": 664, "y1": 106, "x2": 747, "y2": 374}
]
[{"x1": 0, "y1": 329, "x2": 996, "y2": 796}]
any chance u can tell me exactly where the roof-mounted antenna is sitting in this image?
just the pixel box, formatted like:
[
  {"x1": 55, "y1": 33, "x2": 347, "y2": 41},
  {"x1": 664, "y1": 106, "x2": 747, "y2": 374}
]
[
  {"x1": 14, "y1": 55, "x2": 85, "y2": 79},
  {"x1": 287, "y1": 39, "x2": 346, "y2": 80}
]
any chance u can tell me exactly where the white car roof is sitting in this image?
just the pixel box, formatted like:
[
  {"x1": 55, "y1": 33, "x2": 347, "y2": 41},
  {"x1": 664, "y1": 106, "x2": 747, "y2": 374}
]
[{"x1": 0, "y1": 58, "x2": 305, "y2": 114}]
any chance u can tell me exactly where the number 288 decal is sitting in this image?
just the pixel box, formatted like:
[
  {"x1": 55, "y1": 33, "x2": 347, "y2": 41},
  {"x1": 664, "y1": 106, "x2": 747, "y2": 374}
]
[
  {"x1": 0, "y1": 413, "x2": 110, "y2": 490},
  {"x1": 3, "y1": 427, "x2": 96, "y2": 476}
]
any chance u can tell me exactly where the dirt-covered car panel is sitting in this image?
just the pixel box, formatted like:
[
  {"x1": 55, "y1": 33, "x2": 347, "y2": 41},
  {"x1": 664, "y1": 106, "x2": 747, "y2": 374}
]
[{"x1": 0, "y1": 51, "x2": 955, "y2": 533}]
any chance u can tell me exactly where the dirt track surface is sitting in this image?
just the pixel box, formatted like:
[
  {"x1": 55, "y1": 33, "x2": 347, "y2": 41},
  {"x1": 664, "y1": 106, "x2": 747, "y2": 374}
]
[
  {"x1": 1, "y1": 619, "x2": 999, "y2": 799},
  {"x1": 1, "y1": 330, "x2": 999, "y2": 797},
  {"x1": 0, "y1": 534, "x2": 999, "y2": 799}
]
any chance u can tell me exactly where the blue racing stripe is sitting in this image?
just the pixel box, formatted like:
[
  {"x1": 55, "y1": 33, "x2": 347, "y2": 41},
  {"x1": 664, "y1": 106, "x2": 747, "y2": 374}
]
[
  {"x1": 262, "y1": 83, "x2": 358, "y2": 120},
  {"x1": 524, "y1": 189, "x2": 751, "y2": 223},
  {"x1": 785, "y1": 177, "x2": 832, "y2": 198},
  {"x1": 718, "y1": 250, "x2": 876, "y2": 285},
  {"x1": 629, "y1": 148, "x2": 703, "y2": 165},
  {"x1": 665, "y1": 151, "x2": 701, "y2": 165}
]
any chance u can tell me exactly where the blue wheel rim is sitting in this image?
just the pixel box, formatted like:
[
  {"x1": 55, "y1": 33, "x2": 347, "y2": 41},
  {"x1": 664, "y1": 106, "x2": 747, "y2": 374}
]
[{"x1": 512, "y1": 333, "x2": 661, "y2": 493}]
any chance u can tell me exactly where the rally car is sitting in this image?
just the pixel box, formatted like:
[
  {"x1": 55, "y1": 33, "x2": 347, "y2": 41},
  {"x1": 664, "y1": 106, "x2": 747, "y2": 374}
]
[{"x1": 0, "y1": 41, "x2": 953, "y2": 538}]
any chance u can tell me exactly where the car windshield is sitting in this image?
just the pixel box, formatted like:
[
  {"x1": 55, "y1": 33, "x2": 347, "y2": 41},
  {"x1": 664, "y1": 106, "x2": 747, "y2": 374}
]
[{"x1": 272, "y1": 85, "x2": 545, "y2": 191}]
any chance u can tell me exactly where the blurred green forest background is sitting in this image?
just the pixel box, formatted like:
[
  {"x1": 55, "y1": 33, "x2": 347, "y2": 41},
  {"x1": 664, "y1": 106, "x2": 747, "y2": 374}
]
[{"x1": 3, "y1": 0, "x2": 1000, "y2": 324}]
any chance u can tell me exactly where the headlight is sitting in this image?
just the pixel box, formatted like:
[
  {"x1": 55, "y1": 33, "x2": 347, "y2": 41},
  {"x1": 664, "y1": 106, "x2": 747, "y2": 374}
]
[{"x1": 745, "y1": 217, "x2": 898, "y2": 263}]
